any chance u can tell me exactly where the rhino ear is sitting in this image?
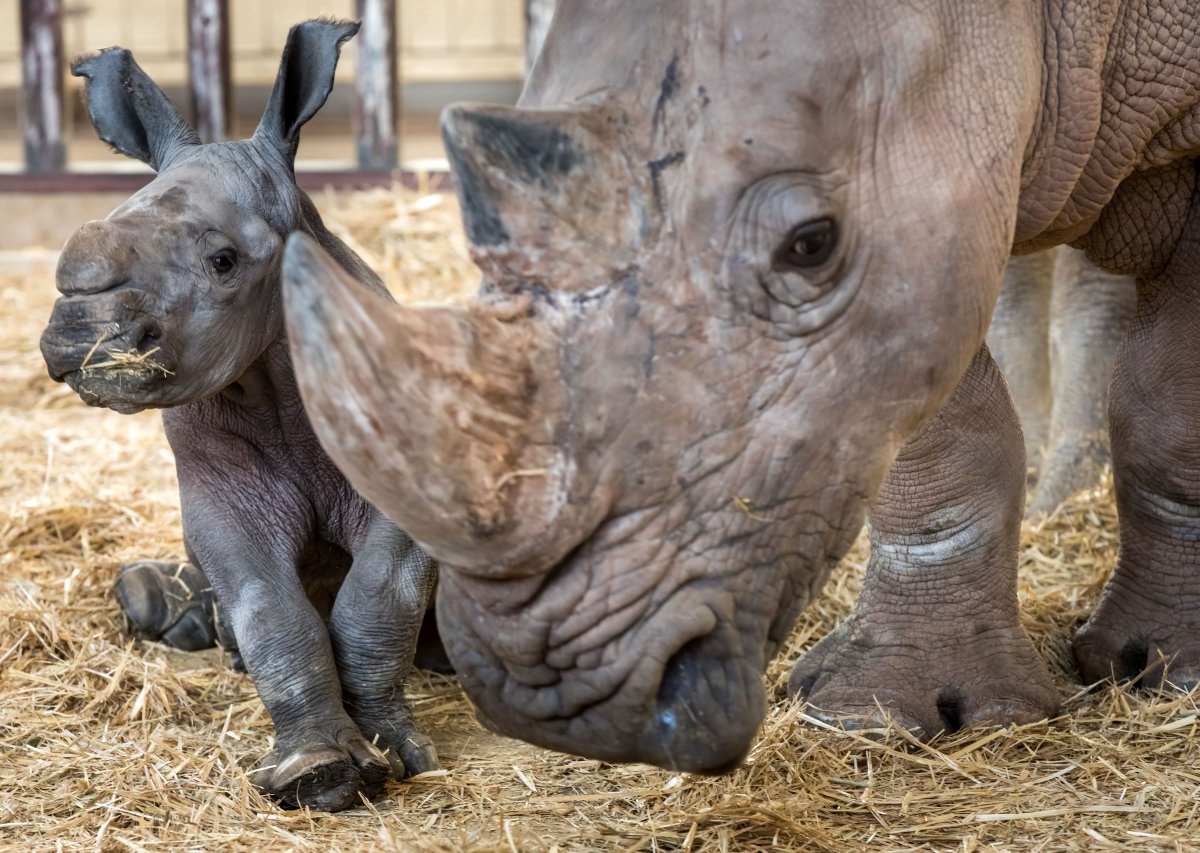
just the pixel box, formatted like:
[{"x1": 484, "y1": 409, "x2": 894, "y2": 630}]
[
  {"x1": 72, "y1": 48, "x2": 199, "y2": 171},
  {"x1": 256, "y1": 18, "x2": 360, "y2": 163}
]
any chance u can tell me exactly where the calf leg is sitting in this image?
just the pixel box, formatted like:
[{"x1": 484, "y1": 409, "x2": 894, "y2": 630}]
[
  {"x1": 180, "y1": 497, "x2": 390, "y2": 812},
  {"x1": 789, "y1": 346, "x2": 1058, "y2": 736},
  {"x1": 330, "y1": 513, "x2": 439, "y2": 778},
  {"x1": 1029, "y1": 248, "x2": 1134, "y2": 514},
  {"x1": 114, "y1": 558, "x2": 444, "y2": 676},
  {"x1": 1074, "y1": 216, "x2": 1200, "y2": 691},
  {"x1": 114, "y1": 561, "x2": 226, "y2": 651}
]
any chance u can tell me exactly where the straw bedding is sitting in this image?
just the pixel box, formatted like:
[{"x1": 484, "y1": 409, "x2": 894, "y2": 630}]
[{"x1": 1, "y1": 187, "x2": 1198, "y2": 852}]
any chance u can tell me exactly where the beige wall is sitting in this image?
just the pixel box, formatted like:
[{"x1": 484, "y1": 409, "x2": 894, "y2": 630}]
[{"x1": 0, "y1": 1, "x2": 525, "y2": 89}]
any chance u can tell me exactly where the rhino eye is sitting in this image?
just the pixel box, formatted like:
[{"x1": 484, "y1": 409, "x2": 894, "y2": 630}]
[
  {"x1": 773, "y1": 219, "x2": 837, "y2": 271},
  {"x1": 209, "y1": 248, "x2": 238, "y2": 277}
]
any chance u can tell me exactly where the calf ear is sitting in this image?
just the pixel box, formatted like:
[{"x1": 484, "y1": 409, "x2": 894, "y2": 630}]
[
  {"x1": 72, "y1": 48, "x2": 199, "y2": 171},
  {"x1": 256, "y1": 19, "x2": 360, "y2": 163}
]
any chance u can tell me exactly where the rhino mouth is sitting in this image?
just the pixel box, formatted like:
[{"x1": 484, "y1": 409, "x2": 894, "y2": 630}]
[{"x1": 438, "y1": 562, "x2": 770, "y2": 774}]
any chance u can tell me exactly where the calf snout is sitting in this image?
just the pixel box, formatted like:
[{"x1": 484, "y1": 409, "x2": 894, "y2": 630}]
[
  {"x1": 56, "y1": 221, "x2": 136, "y2": 296},
  {"x1": 40, "y1": 313, "x2": 164, "y2": 382}
]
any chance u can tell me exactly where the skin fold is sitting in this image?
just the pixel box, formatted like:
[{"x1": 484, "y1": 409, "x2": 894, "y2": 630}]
[
  {"x1": 284, "y1": 0, "x2": 1200, "y2": 773},
  {"x1": 39, "y1": 21, "x2": 438, "y2": 811}
]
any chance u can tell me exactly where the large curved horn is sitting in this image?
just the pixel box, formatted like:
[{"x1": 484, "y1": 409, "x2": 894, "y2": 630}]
[{"x1": 281, "y1": 232, "x2": 611, "y2": 575}]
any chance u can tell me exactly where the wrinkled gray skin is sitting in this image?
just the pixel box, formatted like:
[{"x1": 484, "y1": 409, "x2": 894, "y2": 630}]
[
  {"x1": 39, "y1": 20, "x2": 438, "y2": 811},
  {"x1": 283, "y1": 0, "x2": 1200, "y2": 772},
  {"x1": 989, "y1": 248, "x2": 1134, "y2": 514}
]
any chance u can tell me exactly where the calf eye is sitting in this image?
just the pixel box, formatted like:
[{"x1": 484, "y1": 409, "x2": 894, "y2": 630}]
[
  {"x1": 209, "y1": 249, "x2": 238, "y2": 276},
  {"x1": 773, "y1": 219, "x2": 838, "y2": 271}
]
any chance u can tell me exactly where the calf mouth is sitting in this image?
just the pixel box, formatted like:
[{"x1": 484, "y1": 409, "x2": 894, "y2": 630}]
[
  {"x1": 60, "y1": 360, "x2": 173, "y2": 414},
  {"x1": 41, "y1": 318, "x2": 174, "y2": 413}
]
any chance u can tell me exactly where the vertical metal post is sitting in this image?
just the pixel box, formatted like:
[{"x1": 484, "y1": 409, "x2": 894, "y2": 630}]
[
  {"x1": 354, "y1": 0, "x2": 398, "y2": 172},
  {"x1": 19, "y1": 0, "x2": 66, "y2": 173},
  {"x1": 187, "y1": 0, "x2": 232, "y2": 143},
  {"x1": 525, "y1": 0, "x2": 555, "y2": 75}
]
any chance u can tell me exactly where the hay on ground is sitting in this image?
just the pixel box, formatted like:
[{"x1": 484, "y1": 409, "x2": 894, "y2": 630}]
[{"x1": 1, "y1": 186, "x2": 1198, "y2": 851}]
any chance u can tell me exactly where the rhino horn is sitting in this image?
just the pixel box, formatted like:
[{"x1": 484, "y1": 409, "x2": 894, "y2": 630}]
[
  {"x1": 281, "y1": 232, "x2": 608, "y2": 574},
  {"x1": 441, "y1": 103, "x2": 648, "y2": 288}
]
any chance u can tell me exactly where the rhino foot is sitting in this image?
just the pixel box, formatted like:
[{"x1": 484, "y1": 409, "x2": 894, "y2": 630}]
[
  {"x1": 789, "y1": 618, "x2": 1059, "y2": 739},
  {"x1": 1074, "y1": 596, "x2": 1200, "y2": 693},
  {"x1": 252, "y1": 728, "x2": 392, "y2": 811},
  {"x1": 114, "y1": 561, "x2": 225, "y2": 652}
]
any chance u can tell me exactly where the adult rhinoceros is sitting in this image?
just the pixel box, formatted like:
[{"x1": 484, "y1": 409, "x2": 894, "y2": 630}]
[{"x1": 282, "y1": 0, "x2": 1200, "y2": 773}]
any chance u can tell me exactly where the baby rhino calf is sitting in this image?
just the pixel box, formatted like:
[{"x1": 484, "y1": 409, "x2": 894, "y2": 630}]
[{"x1": 39, "y1": 19, "x2": 437, "y2": 811}]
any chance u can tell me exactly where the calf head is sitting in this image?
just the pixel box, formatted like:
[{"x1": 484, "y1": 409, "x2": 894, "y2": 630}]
[
  {"x1": 284, "y1": 1, "x2": 1045, "y2": 771},
  {"x1": 41, "y1": 19, "x2": 361, "y2": 413}
]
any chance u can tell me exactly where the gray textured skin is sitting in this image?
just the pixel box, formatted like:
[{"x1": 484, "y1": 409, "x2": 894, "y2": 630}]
[
  {"x1": 989, "y1": 248, "x2": 1134, "y2": 514},
  {"x1": 39, "y1": 20, "x2": 438, "y2": 811},
  {"x1": 283, "y1": 0, "x2": 1200, "y2": 772}
]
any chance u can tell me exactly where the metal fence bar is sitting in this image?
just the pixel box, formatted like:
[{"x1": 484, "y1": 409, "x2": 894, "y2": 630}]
[
  {"x1": 19, "y1": 0, "x2": 66, "y2": 173},
  {"x1": 0, "y1": 169, "x2": 449, "y2": 194},
  {"x1": 187, "y1": 0, "x2": 232, "y2": 143},
  {"x1": 525, "y1": 0, "x2": 555, "y2": 74},
  {"x1": 354, "y1": 0, "x2": 399, "y2": 171}
]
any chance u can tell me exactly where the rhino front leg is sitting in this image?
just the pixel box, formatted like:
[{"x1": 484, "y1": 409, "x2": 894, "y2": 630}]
[
  {"x1": 183, "y1": 499, "x2": 389, "y2": 812},
  {"x1": 1074, "y1": 211, "x2": 1200, "y2": 692},
  {"x1": 1028, "y1": 248, "x2": 1134, "y2": 514},
  {"x1": 789, "y1": 346, "x2": 1059, "y2": 737},
  {"x1": 330, "y1": 513, "x2": 439, "y2": 779}
]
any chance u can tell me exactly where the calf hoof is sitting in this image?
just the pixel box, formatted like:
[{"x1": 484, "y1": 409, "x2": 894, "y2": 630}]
[
  {"x1": 114, "y1": 561, "x2": 220, "y2": 651},
  {"x1": 789, "y1": 619, "x2": 1059, "y2": 738},
  {"x1": 253, "y1": 732, "x2": 391, "y2": 812},
  {"x1": 352, "y1": 710, "x2": 440, "y2": 778},
  {"x1": 1074, "y1": 601, "x2": 1200, "y2": 692}
]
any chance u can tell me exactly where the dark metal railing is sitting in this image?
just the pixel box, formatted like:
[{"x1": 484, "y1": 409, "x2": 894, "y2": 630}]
[
  {"x1": 19, "y1": 0, "x2": 66, "y2": 174},
  {"x1": 7, "y1": 0, "x2": 469, "y2": 192}
]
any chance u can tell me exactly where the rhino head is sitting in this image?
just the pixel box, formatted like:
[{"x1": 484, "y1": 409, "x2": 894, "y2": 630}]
[
  {"x1": 283, "y1": 1, "x2": 1042, "y2": 771},
  {"x1": 41, "y1": 19, "x2": 370, "y2": 414}
]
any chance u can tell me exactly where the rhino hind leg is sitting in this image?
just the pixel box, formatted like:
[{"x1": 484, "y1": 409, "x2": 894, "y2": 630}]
[
  {"x1": 114, "y1": 561, "x2": 237, "y2": 655},
  {"x1": 789, "y1": 346, "x2": 1059, "y2": 738},
  {"x1": 1074, "y1": 212, "x2": 1200, "y2": 693},
  {"x1": 987, "y1": 250, "x2": 1054, "y2": 474},
  {"x1": 1028, "y1": 249, "x2": 1134, "y2": 515}
]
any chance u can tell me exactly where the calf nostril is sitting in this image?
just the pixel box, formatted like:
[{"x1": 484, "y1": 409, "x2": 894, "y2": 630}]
[{"x1": 138, "y1": 320, "x2": 162, "y2": 349}]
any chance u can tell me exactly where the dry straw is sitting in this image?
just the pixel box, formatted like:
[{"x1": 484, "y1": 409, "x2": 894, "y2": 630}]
[{"x1": 1, "y1": 187, "x2": 1198, "y2": 851}]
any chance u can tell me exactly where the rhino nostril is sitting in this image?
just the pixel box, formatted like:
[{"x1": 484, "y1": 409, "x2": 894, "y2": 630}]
[
  {"x1": 652, "y1": 634, "x2": 759, "y2": 775},
  {"x1": 935, "y1": 689, "x2": 964, "y2": 734}
]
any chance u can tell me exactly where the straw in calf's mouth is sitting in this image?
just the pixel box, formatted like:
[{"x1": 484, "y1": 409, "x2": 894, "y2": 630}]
[
  {"x1": 81, "y1": 346, "x2": 175, "y2": 378},
  {"x1": 76, "y1": 326, "x2": 174, "y2": 378}
]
